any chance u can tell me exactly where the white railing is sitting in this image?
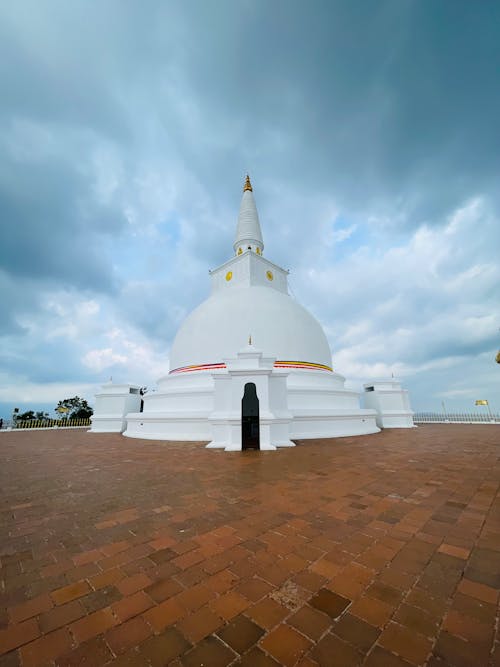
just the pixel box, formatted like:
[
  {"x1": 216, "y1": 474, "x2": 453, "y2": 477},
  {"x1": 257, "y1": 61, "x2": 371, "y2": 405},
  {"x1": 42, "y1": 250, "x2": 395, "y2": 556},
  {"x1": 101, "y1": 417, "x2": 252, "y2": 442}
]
[
  {"x1": 0, "y1": 418, "x2": 91, "y2": 430},
  {"x1": 414, "y1": 412, "x2": 500, "y2": 424}
]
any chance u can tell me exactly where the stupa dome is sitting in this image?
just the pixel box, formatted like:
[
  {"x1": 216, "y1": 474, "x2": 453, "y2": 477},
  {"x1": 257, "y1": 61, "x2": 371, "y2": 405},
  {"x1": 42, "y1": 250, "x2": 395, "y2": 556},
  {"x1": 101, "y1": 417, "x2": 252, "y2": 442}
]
[{"x1": 169, "y1": 285, "x2": 332, "y2": 372}]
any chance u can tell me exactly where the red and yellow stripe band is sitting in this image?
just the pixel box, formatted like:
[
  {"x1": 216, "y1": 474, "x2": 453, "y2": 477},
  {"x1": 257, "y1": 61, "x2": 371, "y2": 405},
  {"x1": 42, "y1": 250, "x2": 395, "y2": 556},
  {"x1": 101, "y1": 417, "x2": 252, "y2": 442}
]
[{"x1": 169, "y1": 360, "x2": 332, "y2": 374}]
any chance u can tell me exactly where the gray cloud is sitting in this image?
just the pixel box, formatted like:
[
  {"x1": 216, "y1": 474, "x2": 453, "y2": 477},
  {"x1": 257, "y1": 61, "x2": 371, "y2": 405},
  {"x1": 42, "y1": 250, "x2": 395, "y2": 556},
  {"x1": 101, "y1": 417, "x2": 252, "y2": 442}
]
[{"x1": 0, "y1": 0, "x2": 499, "y2": 413}]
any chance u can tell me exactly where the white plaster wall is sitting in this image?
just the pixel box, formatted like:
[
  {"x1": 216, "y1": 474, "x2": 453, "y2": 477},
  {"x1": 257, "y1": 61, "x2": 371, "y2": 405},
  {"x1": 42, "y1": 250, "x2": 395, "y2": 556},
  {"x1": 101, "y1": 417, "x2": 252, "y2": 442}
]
[
  {"x1": 362, "y1": 381, "x2": 414, "y2": 428},
  {"x1": 90, "y1": 384, "x2": 142, "y2": 433},
  {"x1": 124, "y1": 414, "x2": 212, "y2": 440},
  {"x1": 210, "y1": 252, "x2": 288, "y2": 295}
]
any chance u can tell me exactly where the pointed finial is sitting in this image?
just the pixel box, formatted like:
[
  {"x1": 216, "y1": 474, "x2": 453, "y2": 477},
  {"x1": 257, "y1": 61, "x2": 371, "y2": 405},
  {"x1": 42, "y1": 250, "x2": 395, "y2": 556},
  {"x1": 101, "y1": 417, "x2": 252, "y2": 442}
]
[
  {"x1": 243, "y1": 174, "x2": 253, "y2": 192},
  {"x1": 248, "y1": 334, "x2": 252, "y2": 345}
]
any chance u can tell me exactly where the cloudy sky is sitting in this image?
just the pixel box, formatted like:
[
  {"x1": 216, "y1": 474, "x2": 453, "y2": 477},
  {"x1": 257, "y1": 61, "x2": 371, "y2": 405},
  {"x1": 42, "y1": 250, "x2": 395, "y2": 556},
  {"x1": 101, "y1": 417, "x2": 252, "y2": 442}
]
[{"x1": 1, "y1": 0, "x2": 499, "y2": 418}]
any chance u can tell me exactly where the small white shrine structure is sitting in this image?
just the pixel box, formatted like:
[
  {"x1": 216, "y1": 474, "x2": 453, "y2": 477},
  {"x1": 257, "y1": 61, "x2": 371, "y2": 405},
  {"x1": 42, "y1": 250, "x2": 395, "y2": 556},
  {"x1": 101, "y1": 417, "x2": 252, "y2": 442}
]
[{"x1": 90, "y1": 176, "x2": 413, "y2": 449}]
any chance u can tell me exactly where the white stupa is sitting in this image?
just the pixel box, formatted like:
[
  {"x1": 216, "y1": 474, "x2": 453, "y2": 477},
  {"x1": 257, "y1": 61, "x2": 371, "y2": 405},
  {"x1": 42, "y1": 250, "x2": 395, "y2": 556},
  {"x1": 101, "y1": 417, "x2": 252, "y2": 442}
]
[{"x1": 90, "y1": 176, "x2": 414, "y2": 449}]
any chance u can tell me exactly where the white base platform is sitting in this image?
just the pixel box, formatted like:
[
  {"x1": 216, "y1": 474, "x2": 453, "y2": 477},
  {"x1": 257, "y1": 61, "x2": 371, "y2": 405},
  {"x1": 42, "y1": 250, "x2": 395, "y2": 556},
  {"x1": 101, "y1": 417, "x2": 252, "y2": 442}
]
[{"x1": 123, "y1": 368, "x2": 380, "y2": 446}]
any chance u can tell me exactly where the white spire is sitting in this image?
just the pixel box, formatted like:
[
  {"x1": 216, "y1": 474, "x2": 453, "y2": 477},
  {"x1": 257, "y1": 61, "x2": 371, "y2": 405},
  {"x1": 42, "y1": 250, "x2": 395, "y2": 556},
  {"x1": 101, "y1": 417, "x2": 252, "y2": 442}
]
[{"x1": 233, "y1": 175, "x2": 264, "y2": 256}]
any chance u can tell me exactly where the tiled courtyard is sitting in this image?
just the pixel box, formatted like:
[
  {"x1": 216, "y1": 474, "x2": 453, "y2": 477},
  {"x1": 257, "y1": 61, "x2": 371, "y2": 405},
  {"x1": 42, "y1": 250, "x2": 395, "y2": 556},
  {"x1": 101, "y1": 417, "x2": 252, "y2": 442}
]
[{"x1": 0, "y1": 425, "x2": 499, "y2": 667}]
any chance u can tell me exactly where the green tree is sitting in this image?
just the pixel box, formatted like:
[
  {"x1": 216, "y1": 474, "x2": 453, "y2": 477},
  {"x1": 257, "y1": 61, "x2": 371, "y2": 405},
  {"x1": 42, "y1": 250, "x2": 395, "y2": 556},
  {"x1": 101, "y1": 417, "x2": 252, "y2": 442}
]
[
  {"x1": 56, "y1": 397, "x2": 93, "y2": 420},
  {"x1": 17, "y1": 410, "x2": 36, "y2": 421}
]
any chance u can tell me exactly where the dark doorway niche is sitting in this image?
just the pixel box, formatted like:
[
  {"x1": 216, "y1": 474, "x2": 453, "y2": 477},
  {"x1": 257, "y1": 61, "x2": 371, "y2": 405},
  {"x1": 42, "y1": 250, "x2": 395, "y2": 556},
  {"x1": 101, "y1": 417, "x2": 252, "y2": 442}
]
[{"x1": 242, "y1": 382, "x2": 260, "y2": 450}]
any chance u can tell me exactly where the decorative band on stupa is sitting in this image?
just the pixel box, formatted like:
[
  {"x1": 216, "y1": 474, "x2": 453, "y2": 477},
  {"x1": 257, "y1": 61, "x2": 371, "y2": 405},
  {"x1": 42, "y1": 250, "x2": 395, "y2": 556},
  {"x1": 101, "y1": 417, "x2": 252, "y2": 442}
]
[{"x1": 169, "y1": 360, "x2": 333, "y2": 374}]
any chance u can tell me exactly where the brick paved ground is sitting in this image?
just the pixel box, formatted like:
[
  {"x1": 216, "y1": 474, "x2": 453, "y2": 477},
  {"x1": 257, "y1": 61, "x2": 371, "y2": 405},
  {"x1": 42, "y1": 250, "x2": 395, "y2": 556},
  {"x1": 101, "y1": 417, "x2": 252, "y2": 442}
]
[{"x1": 0, "y1": 425, "x2": 499, "y2": 667}]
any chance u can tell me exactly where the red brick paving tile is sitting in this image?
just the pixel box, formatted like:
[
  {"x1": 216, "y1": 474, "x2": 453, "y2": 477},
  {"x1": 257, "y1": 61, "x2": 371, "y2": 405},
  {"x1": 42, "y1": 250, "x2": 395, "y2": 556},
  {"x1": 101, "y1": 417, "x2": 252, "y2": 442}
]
[
  {"x1": 457, "y1": 577, "x2": 499, "y2": 604},
  {"x1": 142, "y1": 596, "x2": 185, "y2": 632},
  {"x1": 99, "y1": 544, "x2": 154, "y2": 571},
  {"x1": 255, "y1": 563, "x2": 290, "y2": 587},
  {"x1": 393, "y1": 602, "x2": 438, "y2": 637},
  {"x1": 176, "y1": 605, "x2": 224, "y2": 643},
  {"x1": 235, "y1": 577, "x2": 273, "y2": 602},
  {"x1": 332, "y1": 612, "x2": 381, "y2": 653},
  {"x1": 349, "y1": 596, "x2": 394, "y2": 628},
  {"x1": 377, "y1": 567, "x2": 416, "y2": 592},
  {"x1": 309, "y1": 558, "x2": 342, "y2": 580},
  {"x1": 51, "y1": 581, "x2": 91, "y2": 606},
  {"x1": 0, "y1": 609, "x2": 9, "y2": 631},
  {"x1": 0, "y1": 618, "x2": 40, "y2": 654},
  {"x1": 38, "y1": 600, "x2": 86, "y2": 634},
  {"x1": 198, "y1": 542, "x2": 223, "y2": 558},
  {"x1": 378, "y1": 621, "x2": 433, "y2": 664},
  {"x1": 213, "y1": 525, "x2": 237, "y2": 537},
  {"x1": 105, "y1": 616, "x2": 153, "y2": 654},
  {"x1": 288, "y1": 604, "x2": 331, "y2": 641},
  {"x1": 171, "y1": 540, "x2": 198, "y2": 556},
  {"x1": 180, "y1": 635, "x2": 235, "y2": 667},
  {"x1": 245, "y1": 598, "x2": 289, "y2": 629},
  {"x1": 80, "y1": 585, "x2": 122, "y2": 614},
  {"x1": 364, "y1": 645, "x2": 413, "y2": 667},
  {"x1": 310, "y1": 536, "x2": 338, "y2": 552},
  {"x1": 216, "y1": 613, "x2": 265, "y2": 654},
  {"x1": 111, "y1": 591, "x2": 153, "y2": 622},
  {"x1": 88, "y1": 567, "x2": 124, "y2": 591},
  {"x1": 55, "y1": 636, "x2": 113, "y2": 667},
  {"x1": 203, "y1": 547, "x2": 248, "y2": 575},
  {"x1": 95, "y1": 520, "x2": 117, "y2": 530},
  {"x1": 144, "y1": 577, "x2": 184, "y2": 603},
  {"x1": 99, "y1": 541, "x2": 130, "y2": 557},
  {"x1": 235, "y1": 646, "x2": 280, "y2": 666},
  {"x1": 281, "y1": 552, "x2": 308, "y2": 574},
  {"x1": 72, "y1": 549, "x2": 102, "y2": 567},
  {"x1": 65, "y1": 562, "x2": 101, "y2": 583},
  {"x1": 340, "y1": 561, "x2": 375, "y2": 584},
  {"x1": 312, "y1": 632, "x2": 363, "y2": 667},
  {"x1": 297, "y1": 658, "x2": 319, "y2": 667},
  {"x1": 149, "y1": 547, "x2": 177, "y2": 565},
  {"x1": 309, "y1": 588, "x2": 351, "y2": 619},
  {"x1": 405, "y1": 587, "x2": 448, "y2": 619},
  {"x1": 69, "y1": 607, "x2": 118, "y2": 643},
  {"x1": 433, "y1": 630, "x2": 491, "y2": 667},
  {"x1": 209, "y1": 590, "x2": 251, "y2": 620},
  {"x1": 148, "y1": 536, "x2": 176, "y2": 551},
  {"x1": 101, "y1": 648, "x2": 144, "y2": 666},
  {"x1": 442, "y1": 609, "x2": 493, "y2": 645},
  {"x1": 203, "y1": 568, "x2": 239, "y2": 594},
  {"x1": 327, "y1": 575, "x2": 368, "y2": 600},
  {"x1": 41, "y1": 561, "x2": 73, "y2": 579},
  {"x1": 176, "y1": 583, "x2": 214, "y2": 612},
  {"x1": 121, "y1": 557, "x2": 154, "y2": 576},
  {"x1": 295, "y1": 544, "x2": 325, "y2": 563},
  {"x1": 229, "y1": 556, "x2": 259, "y2": 579},
  {"x1": 19, "y1": 628, "x2": 73, "y2": 667},
  {"x1": 0, "y1": 651, "x2": 22, "y2": 667},
  {"x1": 451, "y1": 591, "x2": 496, "y2": 624},
  {"x1": 438, "y1": 543, "x2": 470, "y2": 559},
  {"x1": 116, "y1": 573, "x2": 152, "y2": 596},
  {"x1": 490, "y1": 644, "x2": 500, "y2": 667},
  {"x1": 260, "y1": 623, "x2": 312, "y2": 666},
  {"x1": 292, "y1": 570, "x2": 327, "y2": 592},
  {"x1": 365, "y1": 580, "x2": 404, "y2": 606},
  {"x1": 8, "y1": 593, "x2": 53, "y2": 624},
  {"x1": 172, "y1": 563, "x2": 206, "y2": 587},
  {"x1": 139, "y1": 627, "x2": 191, "y2": 666}
]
